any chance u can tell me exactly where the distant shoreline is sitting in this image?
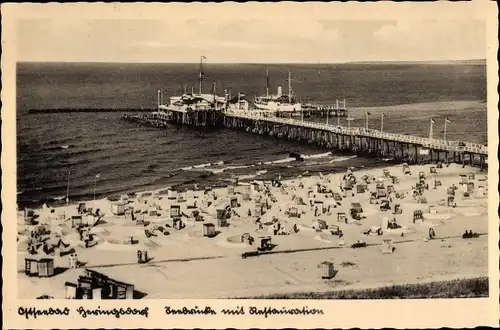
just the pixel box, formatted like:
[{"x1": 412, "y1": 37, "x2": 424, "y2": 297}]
[{"x1": 17, "y1": 59, "x2": 486, "y2": 65}]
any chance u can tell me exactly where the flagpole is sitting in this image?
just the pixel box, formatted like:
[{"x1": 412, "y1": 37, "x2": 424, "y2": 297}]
[
  {"x1": 429, "y1": 119, "x2": 434, "y2": 140},
  {"x1": 444, "y1": 119, "x2": 448, "y2": 141},
  {"x1": 266, "y1": 69, "x2": 269, "y2": 98},
  {"x1": 199, "y1": 56, "x2": 205, "y2": 95},
  {"x1": 381, "y1": 113, "x2": 384, "y2": 132},
  {"x1": 213, "y1": 81, "x2": 216, "y2": 110},
  {"x1": 365, "y1": 112, "x2": 368, "y2": 129},
  {"x1": 326, "y1": 108, "x2": 329, "y2": 125}
]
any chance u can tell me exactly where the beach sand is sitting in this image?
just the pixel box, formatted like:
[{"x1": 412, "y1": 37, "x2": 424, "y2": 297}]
[{"x1": 17, "y1": 163, "x2": 488, "y2": 299}]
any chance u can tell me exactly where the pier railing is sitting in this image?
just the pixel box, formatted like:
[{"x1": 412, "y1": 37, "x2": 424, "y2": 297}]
[{"x1": 226, "y1": 110, "x2": 488, "y2": 156}]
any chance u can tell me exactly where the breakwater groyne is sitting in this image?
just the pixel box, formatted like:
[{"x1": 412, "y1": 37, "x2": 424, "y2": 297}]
[
  {"x1": 122, "y1": 109, "x2": 488, "y2": 169},
  {"x1": 29, "y1": 108, "x2": 156, "y2": 114}
]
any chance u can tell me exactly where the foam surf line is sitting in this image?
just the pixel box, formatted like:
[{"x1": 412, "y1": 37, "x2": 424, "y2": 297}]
[
  {"x1": 236, "y1": 169, "x2": 269, "y2": 181},
  {"x1": 328, "y1": 155, "x2": 358, "y2": 163},
  {"x1": 301, "y1": 152, "x2": 332, "y2": 159},
  {"x1": 181, "y1": 160, "x2": 225, "y2": 171}
]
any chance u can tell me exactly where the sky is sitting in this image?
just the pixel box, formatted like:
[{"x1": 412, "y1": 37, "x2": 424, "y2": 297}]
[{"x1": 16, "y1": 18, "x2": 486, "y2": 63}]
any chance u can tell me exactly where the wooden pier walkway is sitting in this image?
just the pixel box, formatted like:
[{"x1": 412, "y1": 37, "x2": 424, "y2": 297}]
[
  {"x1": 226, "y1": 110, "x2": 488, "y2": 155},
  {"x1": 122, "y1": 108, "x2": 488, "y2": 169}
]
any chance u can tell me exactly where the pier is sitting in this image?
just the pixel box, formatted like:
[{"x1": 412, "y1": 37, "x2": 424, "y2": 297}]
[{"x1": 123, "y1": 108, "x2": 488, "y2": 170}]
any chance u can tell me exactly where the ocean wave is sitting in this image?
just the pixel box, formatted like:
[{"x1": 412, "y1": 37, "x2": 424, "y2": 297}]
[
  {"x1": 328, "y1": 155, "x2": 357, "y2": 163},
  {"x1": 42, "y1": 144, "x2": 74, "y2": 152},
  {"x1": 302, "y1": 152, "x2": 332, "y2": 159},
  {"x1": 180, "y1": 160, "x2": 225, "y2": 171},
  {"x1": 182, "y1": 152, "x2": 337, "y2": 175}
]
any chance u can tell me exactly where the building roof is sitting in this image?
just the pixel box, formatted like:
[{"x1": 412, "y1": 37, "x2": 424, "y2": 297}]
[{"x1": 84, "y1": 268, "x2": 134, "y2": 288}]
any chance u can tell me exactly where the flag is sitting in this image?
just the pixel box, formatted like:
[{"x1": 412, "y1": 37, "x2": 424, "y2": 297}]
[
  {"x1": 366, "y1": 111, "x2": 371, "y2": 116},
  {"x1": 431, "y1": 118, "x2": 436, "y2": 124},
  {"x1": 202, "y1": 56, "x2": 206, "y2": 59},
  {"x1": 95, "y1": 174, "x2": 100, "y2": 179},
  {"x1": 381, "y1": 113, "x2": 386, "y2": 117},
  {"x1": 445, "y1": 118, "x2": 451, "y2": 124}
]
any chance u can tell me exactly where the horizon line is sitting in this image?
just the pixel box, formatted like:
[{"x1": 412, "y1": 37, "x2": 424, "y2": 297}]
[{"x1": 17, "y1": 59, "x2": 487, "y2": 65}]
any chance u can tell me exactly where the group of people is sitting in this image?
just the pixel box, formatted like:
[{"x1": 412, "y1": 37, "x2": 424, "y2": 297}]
[{"x1": 462, "y1": 230, "x2": 479, "y2": 239}]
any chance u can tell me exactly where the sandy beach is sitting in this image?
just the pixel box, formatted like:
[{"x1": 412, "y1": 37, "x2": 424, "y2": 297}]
[{"x1": 17, "y1": 162, "x2": 488, "y2": 299}]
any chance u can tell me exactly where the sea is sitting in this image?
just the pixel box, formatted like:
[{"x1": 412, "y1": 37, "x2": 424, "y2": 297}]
[{"x1": 16, "y1": 62, "x2": 487, "y2": 208}]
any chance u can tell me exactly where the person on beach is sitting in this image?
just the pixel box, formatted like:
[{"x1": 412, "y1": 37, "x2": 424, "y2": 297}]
[{"x1": 137, "y1": 250, "x2": 142, "y2": 264}]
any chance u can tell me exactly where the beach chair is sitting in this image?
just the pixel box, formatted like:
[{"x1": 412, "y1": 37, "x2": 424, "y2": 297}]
[
  {"x1": 459, "y1": 174, "x2": 468, "y2": 185},
  {"x1": 417, "y1": 196, "x2": 427, "y2": 204},
  {"x1": 393, "y1": 204, "x2": 402, "y2": 214},
  {"x1": 447, "y1": 196, "x2": 457, "y2": 207},
  {"x1": 288, "y1": 207, "x2": 299, "y2": 218},
  {"x1": 376, "y1": 188, "x2": 387, "y2": 199},
  {"x1": 333, "y1": 193, "x2": 342, "y2": 202},
  {"x1": 415, "y1": 183, "x2": 425, "y2": 194},
  {"x1": 386, "y1": 185, "x2": 395, "y2": 194},
  {"x1": 430, "y1": 167, "x2": 437, "y2": 174},
  {"x1": 343, "y1": 187, "x2": 354, "y2": 198},
  {"x1": 467, "y1": 182, "x2": 474, "y2": 193},
  {"x1": 369, "y1": 193, "x2": 378, "y2": 204},
  {"x1": 379, "y1": 200, "x2": 390, "y2": 211},
  {"x1": 170, "y1": 205, "x2": 181, "y2": 218},
  {"x1": 419, "y1": 172, "x2": 425, "y2": 180},
  {"x1": 413, "y1": 210, "x2": 424, "y2": 222},
  {"x1": 402, "y1": 163, "x2": 411, "y2": 175},
  {"x1": 330, "y1": 225, "x2": 341, "y2": 236},
  {"x1": 391, "y1": 176, "x2": 400, "y2": 184},
  {"x1": 350, "y1": 209, "x2": 362, "y2": 221},
  {"x1": 387, "y1": 219, "x2": 401, "y2": 229},
  {"x1": 337, "y1": 212, "x2": 347, "y2": 223},
  {"x1": 313, "y1": 220, "x2": 328, "y2": 231},
  {"x1": 351, "y1": 202, "x2": 363, "y2": 213},
  {"x1": 257, "y1": 237, "x2": 273, "y2": 251},
  {"x1": 383, "y1": 169, "x2": 391, "y2": 177},
  {"x1": 468, "y1": 173, "x2": 475, "y2": 180},
  {"x1": 381, "y1": 239, "x2": 395, "y2": 254},
  {"x1": 356, "y1": 184, "x2": 367, "y2": 194},
  {"x1": 434, "y1": 180, "x2": 442, "y2": 188}
]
